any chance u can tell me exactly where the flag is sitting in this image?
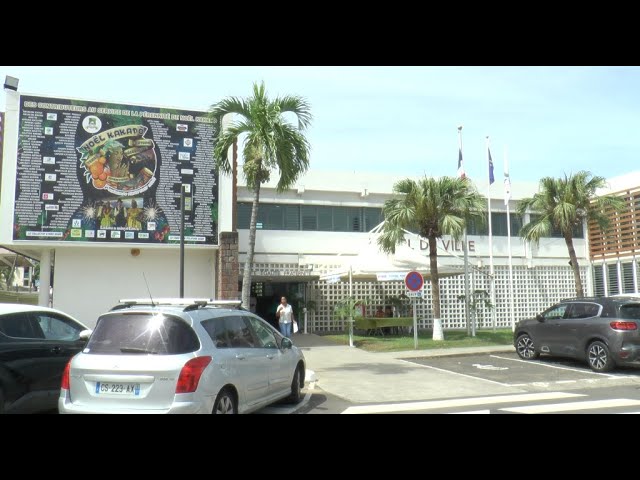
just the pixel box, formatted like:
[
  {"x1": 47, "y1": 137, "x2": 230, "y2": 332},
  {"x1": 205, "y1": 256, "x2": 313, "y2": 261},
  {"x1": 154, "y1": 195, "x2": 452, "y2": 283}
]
[
  {"x1": 504, "y1": 158, "x2": 511, "y2": 205},
  {"x1": 488, "y1": 147, "x2": 495, "y2": 185},
  {"x1": 457, "y1": 147, "x2": 466, "y2": 179}
]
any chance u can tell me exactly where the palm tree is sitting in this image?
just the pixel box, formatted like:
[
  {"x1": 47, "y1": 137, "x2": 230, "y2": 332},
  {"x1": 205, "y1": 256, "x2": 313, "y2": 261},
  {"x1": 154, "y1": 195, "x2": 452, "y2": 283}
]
[
  {"x1": 209, "y1": 82, "x2": 312, "y2": 308},
  {"x1": 517, "y1": 171, "x2": 624, "y2": 298},
  {"x1": 378, "y1": 176, "x2": 485, "y2": 340}
]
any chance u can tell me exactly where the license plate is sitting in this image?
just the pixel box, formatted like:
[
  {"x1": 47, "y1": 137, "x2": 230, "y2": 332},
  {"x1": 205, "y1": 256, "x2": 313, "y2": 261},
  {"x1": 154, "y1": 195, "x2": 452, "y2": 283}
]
[{"x1": 95, "y1": 382, "x2": 141, "y2": 396}]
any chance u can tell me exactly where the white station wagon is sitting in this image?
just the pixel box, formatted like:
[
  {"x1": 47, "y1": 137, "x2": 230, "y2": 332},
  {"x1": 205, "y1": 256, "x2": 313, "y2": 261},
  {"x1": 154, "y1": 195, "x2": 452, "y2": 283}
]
[{"x1": 59, "y1": 299, "x2": 306, "y2": 414}]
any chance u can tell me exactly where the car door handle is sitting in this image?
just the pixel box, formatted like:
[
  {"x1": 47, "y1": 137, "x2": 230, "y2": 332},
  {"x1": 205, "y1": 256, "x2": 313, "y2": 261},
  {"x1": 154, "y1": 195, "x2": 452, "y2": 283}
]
[
  {"x1": 50, "y1": 346, "x2": 62, "y2": 354},
  {"x1": 235, "y1": 354, "x2": 246, "y2": 360}
]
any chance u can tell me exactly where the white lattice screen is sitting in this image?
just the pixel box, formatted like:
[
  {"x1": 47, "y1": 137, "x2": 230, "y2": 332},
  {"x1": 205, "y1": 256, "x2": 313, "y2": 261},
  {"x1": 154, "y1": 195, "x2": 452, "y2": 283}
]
[{"x1": 306, "y1": 265, "x2": 588, "y2": 332}]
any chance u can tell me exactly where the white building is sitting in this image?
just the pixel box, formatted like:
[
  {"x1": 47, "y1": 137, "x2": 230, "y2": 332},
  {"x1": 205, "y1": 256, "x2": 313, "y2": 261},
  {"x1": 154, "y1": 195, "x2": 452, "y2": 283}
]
[{"x1": 236, "y1": 170, "x2": 593, "y2": 331}]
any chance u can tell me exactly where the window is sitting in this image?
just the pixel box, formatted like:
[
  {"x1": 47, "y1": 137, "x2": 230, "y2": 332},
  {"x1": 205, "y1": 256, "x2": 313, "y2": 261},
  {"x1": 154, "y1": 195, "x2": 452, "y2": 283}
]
[
  {"x1": 224, "y1": 316, "x2": 255, "y2": 348},
  {"x1": 593, "y1": 264, "x2": 605, "y2": 297},
  {"x1": 237, "y1": 202, "x2": 383, "y2": 232},
  {"x1": 201, "y1": 318, "x2": 229, "y2": 348},
  {"x1": 527, "y1": 214, "x2": 585, "y2": 239},
  {"x1": 86, "y1": 313, "x2": 200, "y2": 354},
  {"x1": 301, "y1": 206, "x2": 318, "y2": 231},
  {"x1": 567, "y1": 303, "x2": 600, "y2": 319},
  {"x1": 619, "y1": 304, "x2": 640, "y2": 320},
  {"x1": 543, "y1": 304, "x2": 567, "y2": 320},
  {"x1": 487, "y1": 212, "x2": 524, "y2": 236},
  {"x1": 364, "y1": 208, "x2": 383, "y2": 231},
  {"x1": 0, "y1": 313, "x2": 45, "y2": 339},
  {"x1": 34, "y1": 313, "x2": 83, "y2": 341},
  {"x1": 246, "y1": 316, "x2": 278, "y2": 349},
  {"x1": 607, "y1": 263, "x2": 620, "y2": 296}
]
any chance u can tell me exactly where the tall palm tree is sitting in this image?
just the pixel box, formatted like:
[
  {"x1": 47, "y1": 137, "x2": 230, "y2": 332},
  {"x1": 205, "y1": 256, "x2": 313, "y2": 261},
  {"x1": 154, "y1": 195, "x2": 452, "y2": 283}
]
[
  {"x1": 378, "y1": 176, "x2": 485, "y2": 340},
  {"x1": 209, "y1": 82, "x2": 312, "y2": 308},
  {"x1": 517, "y1": 171, "x2": 624, "y2": 298}
]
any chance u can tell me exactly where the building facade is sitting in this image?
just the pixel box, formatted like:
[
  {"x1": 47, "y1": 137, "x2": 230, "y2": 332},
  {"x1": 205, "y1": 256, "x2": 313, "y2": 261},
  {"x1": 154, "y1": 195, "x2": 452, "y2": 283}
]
[{"x1": 236, "y1": 170, "x2": 594, "y2": 332}]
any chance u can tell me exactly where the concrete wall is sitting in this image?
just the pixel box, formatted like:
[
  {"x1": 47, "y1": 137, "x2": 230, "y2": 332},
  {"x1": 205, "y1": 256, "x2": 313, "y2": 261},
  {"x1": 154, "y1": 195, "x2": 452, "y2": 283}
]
[{"x1": 53, "y1": 247, "x2": 216, "y2": 327}]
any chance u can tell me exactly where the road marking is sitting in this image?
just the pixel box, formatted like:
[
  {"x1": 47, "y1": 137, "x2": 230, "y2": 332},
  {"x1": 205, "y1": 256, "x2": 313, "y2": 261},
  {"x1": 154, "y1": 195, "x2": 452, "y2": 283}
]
[
  {"x1": 398, "y1": 359, "x2": 513, "y2": 387},
  {"x1": 490, "y1": 355, "x2": 618, "y2": 377},
  {"x1": 341, "y1": 392, "x2": 585, "y2": 414},
  {"x1": 618, "y1": 411, "x2": 640, "y2": 414},
  {"x1": 472, "y1": 364, "x2": 509, "y2": 371},
  {"x1": 449, "y1": 410, "x2": 491, "y2": 414},
  {"x1": 555, "y1": 380, "x2": 577, "y2": 384},
  {"x1": 502, "y1": 398, "x2": 640, "y2": 414}
]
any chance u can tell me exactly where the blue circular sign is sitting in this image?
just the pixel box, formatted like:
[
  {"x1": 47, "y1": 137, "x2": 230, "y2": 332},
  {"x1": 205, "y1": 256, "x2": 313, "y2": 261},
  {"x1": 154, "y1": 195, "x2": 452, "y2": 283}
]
[{"x1": 405, "y1": 271, "x2": 424, "y2": 292}]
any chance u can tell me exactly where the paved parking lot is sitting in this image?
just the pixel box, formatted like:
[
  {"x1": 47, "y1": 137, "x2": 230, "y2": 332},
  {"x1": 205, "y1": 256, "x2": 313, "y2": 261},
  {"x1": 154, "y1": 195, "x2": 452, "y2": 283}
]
[{"x1": 404, "y1": 352, "x2": 640, "y2": 391}]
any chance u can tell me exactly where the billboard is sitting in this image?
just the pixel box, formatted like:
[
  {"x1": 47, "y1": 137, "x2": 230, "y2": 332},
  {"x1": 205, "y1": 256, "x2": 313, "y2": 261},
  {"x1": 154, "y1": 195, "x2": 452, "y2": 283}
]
[{"x1": 13, "y1": 95, "x2": 219, "y2": 245}]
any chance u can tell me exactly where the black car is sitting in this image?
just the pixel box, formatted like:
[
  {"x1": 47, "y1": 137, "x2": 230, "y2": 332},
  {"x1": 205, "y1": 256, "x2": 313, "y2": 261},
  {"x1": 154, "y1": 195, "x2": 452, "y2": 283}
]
[
  {"x1": 0, "y1": 304, "x2": 91, "y2": 413},
  {"x1": 514, "y1": 296, "x2": 640, "y2": 372}
]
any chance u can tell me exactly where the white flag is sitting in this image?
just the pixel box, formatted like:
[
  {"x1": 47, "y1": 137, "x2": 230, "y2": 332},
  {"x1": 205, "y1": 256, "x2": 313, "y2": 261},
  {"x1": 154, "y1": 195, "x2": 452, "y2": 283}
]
[{"x1": 504, "y1": 155, "x2": 511, "y2": 205}]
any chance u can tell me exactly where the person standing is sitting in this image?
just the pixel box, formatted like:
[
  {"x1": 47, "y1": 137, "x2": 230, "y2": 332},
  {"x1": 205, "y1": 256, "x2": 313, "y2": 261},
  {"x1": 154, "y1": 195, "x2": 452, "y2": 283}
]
[{"x1": 276, "y1": 296, "x2": 295, "y2": 338}]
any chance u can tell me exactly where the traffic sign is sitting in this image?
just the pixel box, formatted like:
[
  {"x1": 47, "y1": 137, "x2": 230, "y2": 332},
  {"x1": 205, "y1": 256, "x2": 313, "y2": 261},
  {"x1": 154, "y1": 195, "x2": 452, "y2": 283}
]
[
  {"x1": 406, "y1": 291, "x2": 422, "y2": 298},
  {"x1": 405, "y1": 271, "x2": 424, "y2": 292}
]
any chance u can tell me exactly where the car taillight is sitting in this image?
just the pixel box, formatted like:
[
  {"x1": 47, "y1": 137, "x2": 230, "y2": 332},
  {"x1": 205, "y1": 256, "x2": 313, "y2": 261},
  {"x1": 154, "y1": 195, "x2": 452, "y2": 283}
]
[
  {"x1": 175, "y1": 356, "x2": 212, "y2": 393},
  {"x1": 610, "y1": 321, "x2": 638, "y2": 331},
  {"x1": 61, "y1": 360, "x2": 71, "y2": 390}
]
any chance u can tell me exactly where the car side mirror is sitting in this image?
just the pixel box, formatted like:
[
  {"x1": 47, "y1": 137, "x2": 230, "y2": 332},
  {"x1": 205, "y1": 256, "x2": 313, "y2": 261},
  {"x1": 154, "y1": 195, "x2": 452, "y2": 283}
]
[
  {"x1": 536, "y1": 314, "x2": 544, "y2": 323},
  {"x1": 79, "y1": 329, "x2": 92, "y2": 341},
  {"x1": 281, "y1": 337, "x2": 293, "y2": 349}
]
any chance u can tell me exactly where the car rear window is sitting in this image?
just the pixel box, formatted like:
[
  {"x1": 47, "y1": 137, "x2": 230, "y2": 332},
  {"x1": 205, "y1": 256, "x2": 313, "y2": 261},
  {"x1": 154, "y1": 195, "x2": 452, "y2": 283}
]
[
  {"x1": 85, "y1": 313, "x2": 200, "y2": 355},
  {"x1": 619, "y1": 304, "x2": 640, "y2": 320}
]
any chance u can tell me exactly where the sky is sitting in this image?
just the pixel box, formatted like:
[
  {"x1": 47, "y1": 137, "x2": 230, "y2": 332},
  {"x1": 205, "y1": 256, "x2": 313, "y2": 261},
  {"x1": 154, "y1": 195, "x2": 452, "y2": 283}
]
[{"x1": 1, "y1": 66, "x2": 639, "y2": 184}]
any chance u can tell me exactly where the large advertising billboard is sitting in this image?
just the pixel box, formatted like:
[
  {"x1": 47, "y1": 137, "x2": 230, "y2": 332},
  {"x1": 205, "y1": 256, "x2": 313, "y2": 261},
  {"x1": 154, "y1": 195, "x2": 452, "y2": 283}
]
[{"x1": 13, "y1": 95, "x2": 219, "y2": 245}]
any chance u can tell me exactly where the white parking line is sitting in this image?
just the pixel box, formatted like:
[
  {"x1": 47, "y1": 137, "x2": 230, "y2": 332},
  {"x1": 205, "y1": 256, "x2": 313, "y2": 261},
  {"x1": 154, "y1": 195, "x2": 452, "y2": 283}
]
[
  {"x1": 489, "y1": 354, "x2": 619, "y2": 378},
  {"x1": 449, "y1": 410, "x2": 491, "y2": 414},
  {"x1": 398, "y1": 359, "x2": 513, "y2": 387},
  {"x1": 341, "y1": 391, "x2": 585, "y2": 414},
  {"x1": 502, "y1": 398, "x2": 640, "y2": 414}
]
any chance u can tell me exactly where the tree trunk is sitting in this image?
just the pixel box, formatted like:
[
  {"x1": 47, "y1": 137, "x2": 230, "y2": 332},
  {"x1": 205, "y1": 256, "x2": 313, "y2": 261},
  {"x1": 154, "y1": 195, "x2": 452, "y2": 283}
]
[
  {"x1": 564, "y1": 233, "x2": 584, "y2": 297},
  {"x1": 241, "y1": 184, "x2": 261, "y2": 309},
  {"x1": 429, "y1": 235, "x2": 444, "y2": 341}
]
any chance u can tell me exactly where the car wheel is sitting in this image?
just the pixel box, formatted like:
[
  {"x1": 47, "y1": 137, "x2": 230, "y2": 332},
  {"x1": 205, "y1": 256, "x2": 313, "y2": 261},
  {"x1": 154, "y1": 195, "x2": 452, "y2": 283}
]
[
  {"x1": 212, "y1": 388, "x2": 237, "y2": 414},
  {"x1": 287, "y1": 366, "x2": 303, "y2": 404},
  {"x1": 587, "y1": 341, "x2": 614, "y2": 372},
  {"x1": 516, "y1": 334, "x2": 539, "y2": 360}
]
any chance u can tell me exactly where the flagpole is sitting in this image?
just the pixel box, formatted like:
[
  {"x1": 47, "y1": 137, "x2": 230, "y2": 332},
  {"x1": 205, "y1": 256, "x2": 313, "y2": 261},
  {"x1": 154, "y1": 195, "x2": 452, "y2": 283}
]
[
  {"x1": 459, "y1": 126, "x2": 471, "y2": 336},
  {"x1": 505, "y1": 146, "x2": 516, "y2": 332},
  {"x1": 486, "y1": 136, "x2": 496, "y2": 332}
]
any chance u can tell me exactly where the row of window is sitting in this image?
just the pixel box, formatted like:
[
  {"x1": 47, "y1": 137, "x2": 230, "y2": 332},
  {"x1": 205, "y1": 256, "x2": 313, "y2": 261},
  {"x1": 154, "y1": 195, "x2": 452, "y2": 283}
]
[
  {"x1": 237, "y1": 202, "x2": 584, "y2": 238},
  {"x1": 238, "y1": 203, "x2": 383, "y2": 232}
]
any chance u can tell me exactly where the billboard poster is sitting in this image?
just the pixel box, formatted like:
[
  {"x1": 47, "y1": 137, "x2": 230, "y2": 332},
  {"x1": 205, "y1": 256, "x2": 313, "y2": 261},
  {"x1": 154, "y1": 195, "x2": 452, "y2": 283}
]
[{"x1": 12, "y1": 95, "x2": 219, "y2": 244}]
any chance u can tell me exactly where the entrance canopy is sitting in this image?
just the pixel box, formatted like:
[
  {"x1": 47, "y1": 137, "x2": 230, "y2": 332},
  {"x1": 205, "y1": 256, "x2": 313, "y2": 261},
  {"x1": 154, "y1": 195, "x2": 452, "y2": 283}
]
[{"x1": 320, "y1": 241, "x2": 464, "y2": 283}]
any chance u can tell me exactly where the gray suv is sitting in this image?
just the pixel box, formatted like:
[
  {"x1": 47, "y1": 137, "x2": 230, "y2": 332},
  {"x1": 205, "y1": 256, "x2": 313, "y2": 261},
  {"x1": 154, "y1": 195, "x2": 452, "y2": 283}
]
[{"x1": 514, "y1": 296, "x2": 640, "y2": 372}]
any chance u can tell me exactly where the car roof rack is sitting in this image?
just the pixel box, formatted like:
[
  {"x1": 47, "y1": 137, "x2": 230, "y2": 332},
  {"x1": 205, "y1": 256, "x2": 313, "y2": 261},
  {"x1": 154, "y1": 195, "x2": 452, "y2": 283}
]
[{"x1": 111, "y1": 298, "x2": 243, "y2": 312}]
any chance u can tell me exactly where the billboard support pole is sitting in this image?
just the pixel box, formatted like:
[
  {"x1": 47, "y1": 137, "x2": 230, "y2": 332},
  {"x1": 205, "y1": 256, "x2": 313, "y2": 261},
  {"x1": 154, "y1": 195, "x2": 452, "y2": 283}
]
[{"x1": 180, "y1": 184, "x2": 185, "y2": 298}]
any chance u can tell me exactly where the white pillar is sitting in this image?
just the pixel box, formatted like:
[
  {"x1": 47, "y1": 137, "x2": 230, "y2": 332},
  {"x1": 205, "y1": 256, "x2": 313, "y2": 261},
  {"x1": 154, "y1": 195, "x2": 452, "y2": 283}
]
[{"x1": 38, "y1": 249, "x2": 52, "y2": 307}]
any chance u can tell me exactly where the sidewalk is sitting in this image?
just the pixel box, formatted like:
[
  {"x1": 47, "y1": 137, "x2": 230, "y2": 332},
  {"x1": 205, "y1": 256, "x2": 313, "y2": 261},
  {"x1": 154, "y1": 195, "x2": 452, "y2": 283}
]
[{"x1": 291, "y1": 333, "x2": 520, "y2": 404}]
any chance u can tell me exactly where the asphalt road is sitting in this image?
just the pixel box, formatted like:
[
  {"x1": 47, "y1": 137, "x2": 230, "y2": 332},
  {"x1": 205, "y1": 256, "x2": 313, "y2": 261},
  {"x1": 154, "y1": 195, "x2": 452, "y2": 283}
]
[{"x1": 288, "y1": 352, "x2": 640, "y2": 414}]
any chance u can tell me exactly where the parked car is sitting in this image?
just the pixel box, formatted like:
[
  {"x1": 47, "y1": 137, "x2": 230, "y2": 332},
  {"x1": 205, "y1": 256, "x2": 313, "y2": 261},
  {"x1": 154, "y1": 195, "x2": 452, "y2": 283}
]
[
  {"x1": 514, "y1": 296, "x2": 640, "y2": 372},
  {"x1": 59, "y1": 298, "x2": 306, "y2": 414},
  {"x1": 0, "y1": 303, "x2": 91, "y2": 414}
]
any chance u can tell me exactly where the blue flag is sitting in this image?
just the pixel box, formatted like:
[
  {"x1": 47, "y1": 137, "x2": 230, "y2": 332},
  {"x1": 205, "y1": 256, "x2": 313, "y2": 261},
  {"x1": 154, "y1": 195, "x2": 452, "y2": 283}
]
[{"x1": 488, "y1": 147, "x2": 495, "y2": 185}]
